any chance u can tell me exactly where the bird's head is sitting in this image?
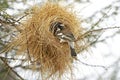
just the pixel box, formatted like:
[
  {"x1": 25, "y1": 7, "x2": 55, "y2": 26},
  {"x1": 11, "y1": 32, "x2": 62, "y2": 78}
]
[{"x1": 50, "y1": 22, "x2": 75, "y2": 43}]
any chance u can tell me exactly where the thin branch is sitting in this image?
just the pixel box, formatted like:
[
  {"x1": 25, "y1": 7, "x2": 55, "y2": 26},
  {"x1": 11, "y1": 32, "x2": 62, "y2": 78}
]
[
  {"x1": 0, "y1": 56, "x2": 27, "y2": 61},
  {"x1": 76, "y1": 26, "x2": 120, "y2": 41},
  {"x1": 90, "y1": 7, "x2": 112, "y2": 29},
  {"x1": 0, "y1": 57, "x2": 24, "y2": 80},
  {"x1": 0, "y1": 11, "x2": 29, "y2": 33},
  {"x1": 75, "y1": 58, "x2": 108, "y2": 70},
  {"x1": 16, "y1": 12, "x2": 29, "y2": 22}
]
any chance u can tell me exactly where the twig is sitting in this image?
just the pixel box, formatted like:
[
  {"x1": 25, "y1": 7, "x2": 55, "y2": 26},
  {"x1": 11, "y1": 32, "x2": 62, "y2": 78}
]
[
  {"x1": 75, "y1": 58, "x2": 108, "y2": 70},
  {"x1": 0, "y1": 57, "x2": 24, "y2": 80},
  {"x1": 0, "y1": 11, "x2": 29, "y2": 33},
  {"x1": 91, "y1": 6, "x2": 112, "y2": 29},
  {"x1": 76, "y1": 26, "x2": 120, "y2": 41},
  {"x1": 16, "y1": 12, "x2": 29, "y2": 22},
  {"x1": 0, "y1": 56, "x2": 27, "y2": 61}
]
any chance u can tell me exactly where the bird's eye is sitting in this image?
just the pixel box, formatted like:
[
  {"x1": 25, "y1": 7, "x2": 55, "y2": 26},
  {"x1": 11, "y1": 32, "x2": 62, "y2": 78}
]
[
  {"x1": 58, "y1": 23, "x2": 64, "y2": 30},
  {"x1": 50, "y1": 22, "x2": 64, "y2": 31},
  {"x1": 50, "y1": 22, "x2": 65, "y2": 35},
  {"x1": 57, "y1": 22, "x2": 64, "y2": 31}
]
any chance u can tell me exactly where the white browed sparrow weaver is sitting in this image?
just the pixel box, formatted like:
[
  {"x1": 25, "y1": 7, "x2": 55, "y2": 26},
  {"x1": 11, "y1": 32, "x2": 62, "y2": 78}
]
[{"x1": 50, "y1": 22, "x2": 77, "y2": 57}]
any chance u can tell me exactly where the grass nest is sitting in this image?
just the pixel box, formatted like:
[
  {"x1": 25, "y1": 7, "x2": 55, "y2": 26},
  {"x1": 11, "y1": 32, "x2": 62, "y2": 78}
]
[{"x1": 3, "y1": 2, "x2": 83, "y2": 80}]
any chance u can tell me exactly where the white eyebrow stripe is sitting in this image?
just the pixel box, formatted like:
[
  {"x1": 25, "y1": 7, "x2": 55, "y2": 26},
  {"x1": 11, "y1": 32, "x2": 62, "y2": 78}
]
[
  {"x1": 61, "y1": 35, "x2": 74, "y2": 41},
  {"x1": 61, "y1": 35, "x2": 66, "y2": 38},
  {"x1": 57, "y1": 33, "x2": 63, "y2": 36},
  {"x1": 56, "y1": 28, "x2": 61, "y2": 31},
  {"x1": 60, "y1": 24, "x2": 64, "y2": 27}
]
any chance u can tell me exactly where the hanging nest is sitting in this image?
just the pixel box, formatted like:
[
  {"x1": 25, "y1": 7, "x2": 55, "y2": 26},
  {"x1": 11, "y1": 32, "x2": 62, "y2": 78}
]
[{"x1": 3, "y1": 2, "x2": 83, "y2": 80}]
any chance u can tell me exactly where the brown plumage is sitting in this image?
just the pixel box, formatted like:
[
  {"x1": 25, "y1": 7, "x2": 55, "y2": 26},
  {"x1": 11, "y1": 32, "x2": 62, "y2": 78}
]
[{"x1": 50, "y1": 21, "x2": 77, "y2": 57}]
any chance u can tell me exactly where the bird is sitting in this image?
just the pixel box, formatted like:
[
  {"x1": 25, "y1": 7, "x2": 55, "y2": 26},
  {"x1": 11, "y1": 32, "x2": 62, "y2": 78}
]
[{"x1": 50, "y1": 22, "x2": 77, "y2": 58}]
